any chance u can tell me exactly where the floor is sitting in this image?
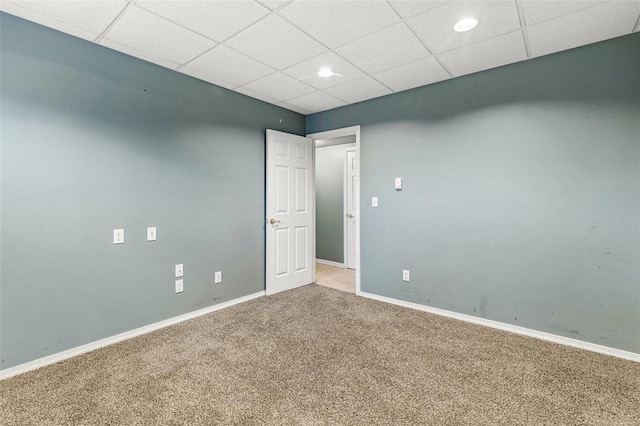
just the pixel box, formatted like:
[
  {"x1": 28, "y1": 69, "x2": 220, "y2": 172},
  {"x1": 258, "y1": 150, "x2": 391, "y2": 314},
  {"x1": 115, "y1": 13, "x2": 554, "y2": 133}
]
[
  {"x1": 315, "y1": 262, "x2": 355, "y2": 293},
  {"x1": 1, "y1": 285, "x2": 638, "y2": 425}
]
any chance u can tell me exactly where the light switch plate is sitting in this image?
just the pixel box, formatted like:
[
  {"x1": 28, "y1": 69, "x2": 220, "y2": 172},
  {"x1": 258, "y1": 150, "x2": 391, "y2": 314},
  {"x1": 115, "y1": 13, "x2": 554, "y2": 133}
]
[
  {"x1": 215, "y1": 271, "x2": 222, "y2": 284},
  {"x1": 371, "y1": 197, "x2": 378, "y2": 207},
  {"x1": 395, "y1": 177, "x2": 403, "y2": 190},
  {"x1": 175, "y1": 264, "x2": 184, "y2": 278},
  {"x1": 175, "y1": 279, "x2": 184, "y2": 293},
  {"x1": 147, "y1": 227, "x2": 157, "y2": 241},
  {"x1": 113, "y1": 229, "x2": 125, "y2": 244},
  {"x1": 403, "y1": 270, "x2": 410, "y2": 282}
]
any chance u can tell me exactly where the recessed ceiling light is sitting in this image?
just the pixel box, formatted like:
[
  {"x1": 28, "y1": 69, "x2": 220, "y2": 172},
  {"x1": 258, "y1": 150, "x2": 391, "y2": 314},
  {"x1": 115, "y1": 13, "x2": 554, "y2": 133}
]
[
  {"x1": 317, "y1": 68, "x2": 334, "y2": 78},
  {"x1": 454, "y1": 18, "x2": 478, "y2": 32}
]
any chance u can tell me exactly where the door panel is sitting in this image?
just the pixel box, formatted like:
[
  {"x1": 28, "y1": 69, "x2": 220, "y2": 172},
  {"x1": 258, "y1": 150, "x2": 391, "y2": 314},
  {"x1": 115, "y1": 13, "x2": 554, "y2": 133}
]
[
  {"x1": 295, "y1": 143, "x2": 308, "y2": 160},
  {"x1": 275, "y1": 228, "x2": 289, "y2": 277},
  {"x1": 266, "y1": 130, "x2": 314, "y2": 295},
  {"x1": 294, "y1": 168, "x2": 308, "y2": 213},
  {"x1": 275, "y1": 166, "x2": 289, "y2": 213},
  {"x1": 295, "y1": 226, "x2": 308, "y2": 272}
]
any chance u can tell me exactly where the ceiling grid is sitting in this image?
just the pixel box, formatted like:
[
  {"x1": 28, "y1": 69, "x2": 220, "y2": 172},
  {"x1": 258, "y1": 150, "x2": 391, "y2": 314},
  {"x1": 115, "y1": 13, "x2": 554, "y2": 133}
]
[
  {"x1": 93, "y1": 0, "x2": 133, "y2": 43},
  {"x1": 514, "y1": 0, "x2": 532, "y2": 58},
  {"x1": 632, "y1": 10, "x2": 640, "y2": 31}
]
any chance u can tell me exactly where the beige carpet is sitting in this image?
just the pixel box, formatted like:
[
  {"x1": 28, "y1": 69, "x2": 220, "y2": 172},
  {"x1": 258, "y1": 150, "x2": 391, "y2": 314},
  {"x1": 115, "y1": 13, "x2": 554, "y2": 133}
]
[
  {"x1": 1, "y1": 285, "x2": 639, "y2": 425},
  {"x1": 315, "y1": 262, "x2": 355, "y2": 293}
]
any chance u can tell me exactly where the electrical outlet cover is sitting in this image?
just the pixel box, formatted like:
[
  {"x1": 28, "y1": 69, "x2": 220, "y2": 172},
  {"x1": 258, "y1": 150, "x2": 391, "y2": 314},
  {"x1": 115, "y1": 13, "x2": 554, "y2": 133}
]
[
  {"x1": 147, "y1": 227, "x2": 157, "y2": 241},
  {"x1": 215, "y1": 271, "x2": 222, "y2": 284},
  {"x1": 175, "y1": 279, "x2": 184, "y2": 293},
  {"x1": 113, "y1": 229, "x2": 125, "y2": 244},
  {"x1": 175, "y1": 264, "x2": 184, "y2": 278},
  {"x1": 395, "y1": 177, "x2": 403, "y2": 190}
]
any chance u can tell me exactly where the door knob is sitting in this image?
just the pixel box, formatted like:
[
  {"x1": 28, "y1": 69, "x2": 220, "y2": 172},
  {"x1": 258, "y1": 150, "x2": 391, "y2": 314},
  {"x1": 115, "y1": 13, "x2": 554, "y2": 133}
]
[
  {"x1": 269, "y1": 218, "x2": 280, "y2": 225},
  {"x1": 347, "y1": 214, "x2": 354, "y2": 219}
]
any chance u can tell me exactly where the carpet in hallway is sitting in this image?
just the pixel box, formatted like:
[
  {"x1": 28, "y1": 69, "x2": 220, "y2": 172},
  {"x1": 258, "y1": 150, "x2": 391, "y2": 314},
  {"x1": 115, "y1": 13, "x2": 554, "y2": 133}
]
[{"x1": 315, "y1": 262, "x2": 355, "y2": 293}]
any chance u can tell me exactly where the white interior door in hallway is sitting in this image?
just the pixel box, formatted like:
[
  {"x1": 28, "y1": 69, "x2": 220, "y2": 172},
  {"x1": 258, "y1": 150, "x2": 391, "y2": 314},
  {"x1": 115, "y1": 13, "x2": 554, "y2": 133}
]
[
  {"x1": 345, "y1": 148, "x2": 357, "y2": 270},
  {"x1": 265, "y1": 130, "x2": 315, "y2": 296}
]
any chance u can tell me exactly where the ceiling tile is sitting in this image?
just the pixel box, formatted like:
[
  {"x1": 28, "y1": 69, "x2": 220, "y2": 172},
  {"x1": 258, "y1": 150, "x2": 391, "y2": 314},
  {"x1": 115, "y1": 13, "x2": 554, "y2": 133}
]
[
  {"x1": 186, "y1": 45, "x2": 274, "y2": 87},
  {"x1": 234, "y1": 87, "x2": 280, "y2": 104},
  {"x1": 283, "y1": 52, "x2": 365, "y2": 90},
  {"x1": 0, "y1": 1, "x2": 96, "y2": 41},
  {"x1": 276, "y1": 102, "x2": 312, "y2": 115},
  {"x1": 178, "y1": 67, "x2": 238, "y2": 90},
  {"x1": 408, "y1": 1, "x2": 521, "y2": 54},
  {"x1": 104, "y1": 6, "x2": 215, "y2": 64},
  {"x1": 100, "y1": 38, "x2": 181, "y2": 69},
  {"x1": 241, "y1": 72, "x2": 316, "y2": 102},
  {"x1": 226, "y1": 14, "x2": 327, "y2": 70},
  {"x1": 285, "y1": 91, "x2": 346, "y2": 113},
  {"x1": 6, "y1": 0, "x2": 636, "y2": 113},
  {"x1": 2, "y1": 0, "x2": 127, "y2": 37},
  {"x1": 437, "y1": 30, "x2": 527, "y2": 77},
  {"x1": 527, "y1": 1, "x2": 640, "y2": 57},
  {"x1": 387, "y1": 0, "x2": 448, "y2": 19},
  {"x1": 279, "y1": 0, "x2": 400, "y2": 48},
  {"x1": 335, "y1": 23, "x2": 431, "y2": 74},
  {"x1": 136, "y1": 0, "x2": 270, "y2": 42},
  {"x1": 373, "y1": 57, "x2": 450, "y2": 92},
  {"x1": 325, "y1": 76, "x2": 392, "y2": 104},
  {"x1": 520, "y1": 1, "x2": 607, "y2": 26}
]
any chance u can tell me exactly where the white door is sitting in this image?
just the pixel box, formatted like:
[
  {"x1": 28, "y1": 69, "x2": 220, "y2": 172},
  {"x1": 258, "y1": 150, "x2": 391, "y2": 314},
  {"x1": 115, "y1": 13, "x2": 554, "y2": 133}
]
[
  {"x1": 266, "y1": 129, "x2": 314, "y2": 296},
  {"x1": 345, "y1": 148, "x2": 357, "y2": 269}
]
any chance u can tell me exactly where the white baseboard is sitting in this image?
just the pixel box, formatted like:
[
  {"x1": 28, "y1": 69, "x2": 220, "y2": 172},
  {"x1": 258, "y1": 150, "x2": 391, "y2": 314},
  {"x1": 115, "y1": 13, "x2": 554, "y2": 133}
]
[
  {"x1": 0, "y1": 291, "x2": 265, "y2": 380},
  {"x1": 358, "y1": 291, "x2": 639, "y2": 363},
  {"x1": 316, "y1": 258, "x2": 346, "y2": 268}
]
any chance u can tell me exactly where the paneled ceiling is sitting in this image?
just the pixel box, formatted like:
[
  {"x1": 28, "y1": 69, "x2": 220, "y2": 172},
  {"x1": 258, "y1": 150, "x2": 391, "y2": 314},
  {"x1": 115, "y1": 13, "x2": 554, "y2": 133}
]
[{"x1": 2, "y1": 0, "x2": 639, "y2": 114}]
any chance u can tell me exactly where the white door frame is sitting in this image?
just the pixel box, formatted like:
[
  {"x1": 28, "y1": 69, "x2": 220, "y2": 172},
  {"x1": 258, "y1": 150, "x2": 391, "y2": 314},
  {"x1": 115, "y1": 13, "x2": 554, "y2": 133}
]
[
  {"x1": 307, "y1": 126, "x2": 361, "y2": 295},
  {"x1": 344, "y1": 148, "x2": 357, "y2": 270}
]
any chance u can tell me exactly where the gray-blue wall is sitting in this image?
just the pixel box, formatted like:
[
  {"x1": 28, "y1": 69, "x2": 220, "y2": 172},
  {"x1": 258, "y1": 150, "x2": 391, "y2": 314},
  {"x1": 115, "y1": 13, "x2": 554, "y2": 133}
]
[
  {"x1": 2, "y1": 13, "x2": 638, "y2": 371},
  {"x1": 307, "y1": 34, "x2": 640, "y2": 353},
  {"x1": 0, "y1": 13, "x2": 304, "y2": 370},
  {"x1": 316, "y1": 144, "x2": 354, "y2": 263}
]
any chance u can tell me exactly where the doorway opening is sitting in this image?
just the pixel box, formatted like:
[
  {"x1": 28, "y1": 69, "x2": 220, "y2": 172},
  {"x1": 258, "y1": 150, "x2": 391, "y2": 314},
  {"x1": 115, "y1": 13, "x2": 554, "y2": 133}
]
[{"x1": 308, "y1": 126, "x2": 361, "y2": 294}]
